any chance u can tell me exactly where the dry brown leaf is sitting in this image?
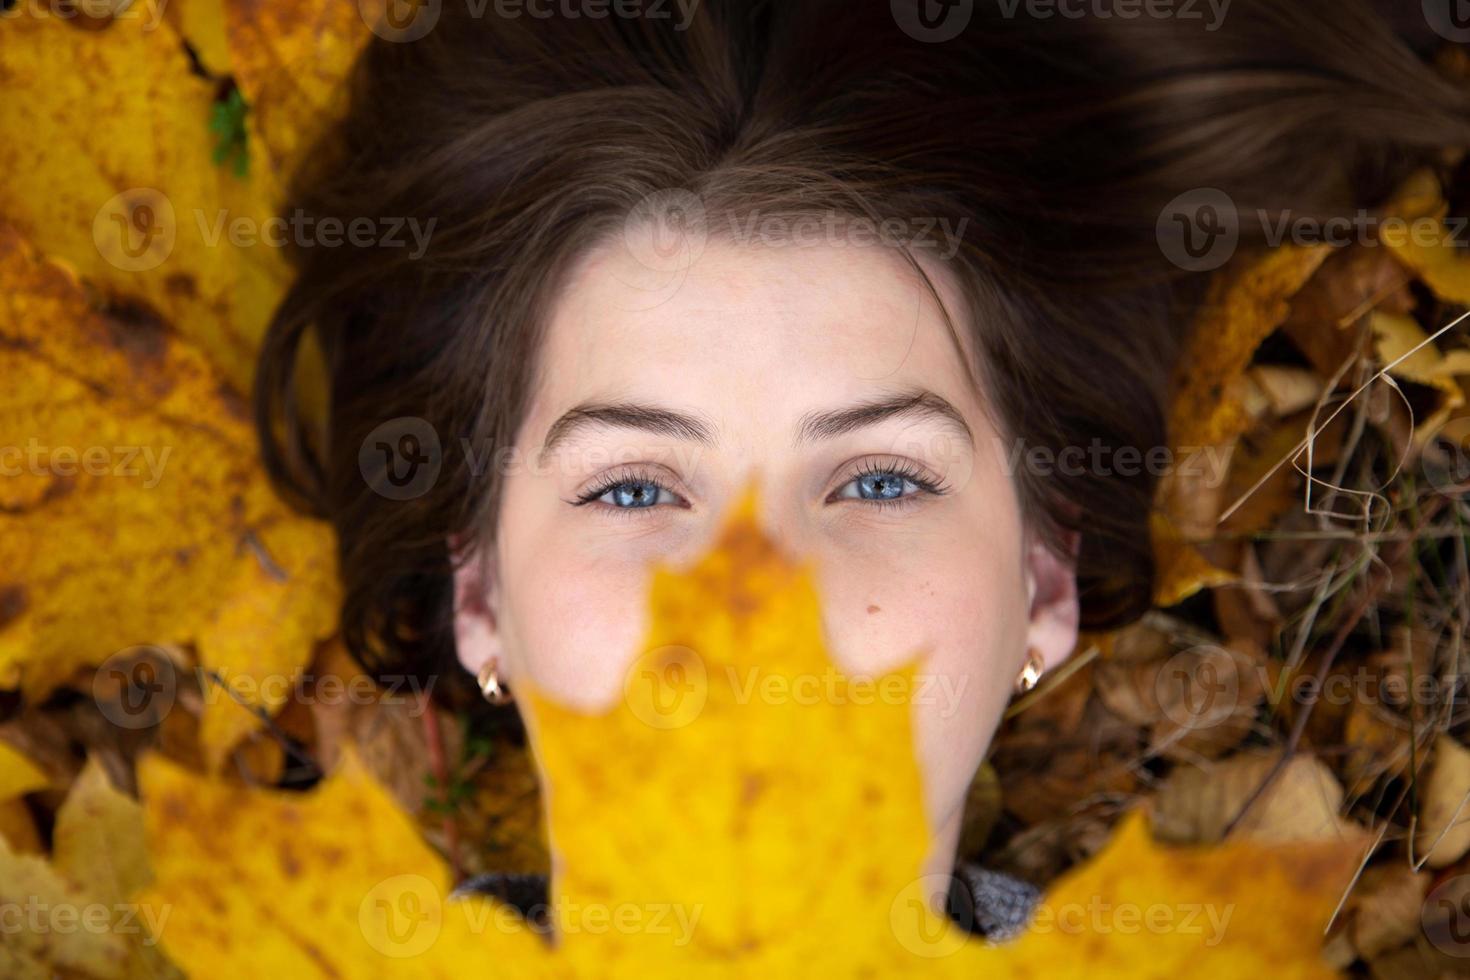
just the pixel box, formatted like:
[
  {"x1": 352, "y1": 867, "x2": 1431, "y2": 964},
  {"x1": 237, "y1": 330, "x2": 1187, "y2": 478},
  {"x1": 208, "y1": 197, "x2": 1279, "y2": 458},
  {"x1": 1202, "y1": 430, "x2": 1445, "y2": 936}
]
[
  {"x1": 1342, "y1": 700, "x2": 1416, "y2": 798},
  {"x1": 1153, "y1": 750, "x2": 1350, "y2": 845},
  {"x1": 1415, "y1": 736, "x2": 1470, "y2": 869},
  {"x1": 1348, "y1": 865, "x2": 1431, "y2": 961},
  {"x1": 309, "y1": 640, "x2": 455, "y2": 816},
  {"x1": 1280, "y1": 245, "x2": 1411, "y2": 378}
]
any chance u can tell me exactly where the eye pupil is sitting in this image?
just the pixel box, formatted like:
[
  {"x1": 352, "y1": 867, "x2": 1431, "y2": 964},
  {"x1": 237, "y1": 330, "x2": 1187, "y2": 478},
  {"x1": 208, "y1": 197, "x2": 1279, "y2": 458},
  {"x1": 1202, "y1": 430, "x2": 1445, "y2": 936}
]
[
  {"x1": 611, "y1": 481, "x2": 658, "y2": 507},
  {"x1": 859, "y1": 473, "x2": 904, "y2": 500}
]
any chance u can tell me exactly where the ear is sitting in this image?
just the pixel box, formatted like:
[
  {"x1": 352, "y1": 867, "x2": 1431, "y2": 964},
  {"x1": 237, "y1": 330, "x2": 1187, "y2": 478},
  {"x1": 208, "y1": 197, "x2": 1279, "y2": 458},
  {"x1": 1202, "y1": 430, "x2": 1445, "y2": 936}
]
[
  {"x1": 450, "y1": 536, "x2": 504, "y2": 680},
  {"x1": 1021, "y1": 526, "x2": 1081, "y2": 673}
]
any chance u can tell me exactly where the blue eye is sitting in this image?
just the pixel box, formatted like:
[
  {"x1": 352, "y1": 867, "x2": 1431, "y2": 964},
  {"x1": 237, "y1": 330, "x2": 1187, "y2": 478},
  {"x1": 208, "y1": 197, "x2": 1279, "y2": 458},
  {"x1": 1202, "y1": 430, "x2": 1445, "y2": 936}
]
[
  {"x1": 572, "y1": 469, "x2": 684, "y2": 511},
  {"x1": 837, "y1": 472, "x2": 917, "y2": 501},
  {"x1": 595, "y1": 479, "x2": 674, "y2": 509},
  {"x1": 831, "y1": 461, "x2": 949, "y2": 507},
  {"x1": 571, "y1": 460, "x2": 949, "y2": 516}
]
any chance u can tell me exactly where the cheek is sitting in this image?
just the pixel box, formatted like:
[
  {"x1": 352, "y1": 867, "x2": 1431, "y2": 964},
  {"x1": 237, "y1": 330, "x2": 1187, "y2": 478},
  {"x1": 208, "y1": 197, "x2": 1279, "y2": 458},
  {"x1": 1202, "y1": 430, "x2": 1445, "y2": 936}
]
[
  {"x1": 814, "y1": 524, "x2": 1028, "y2": 680},
  {"x1": 813, "y1": 520, "x2": 1030, "y2": 827},
  {"x1": 498, "y1": 535, "x2": 655, "y2": 713}
]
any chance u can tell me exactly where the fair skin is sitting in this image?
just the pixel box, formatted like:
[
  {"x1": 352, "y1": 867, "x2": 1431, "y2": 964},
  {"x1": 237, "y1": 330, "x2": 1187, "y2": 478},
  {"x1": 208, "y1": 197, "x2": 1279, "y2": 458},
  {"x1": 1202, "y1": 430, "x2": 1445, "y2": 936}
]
[{"x1": 453, "y1": 232, "x2": 1080, "y2": 910}]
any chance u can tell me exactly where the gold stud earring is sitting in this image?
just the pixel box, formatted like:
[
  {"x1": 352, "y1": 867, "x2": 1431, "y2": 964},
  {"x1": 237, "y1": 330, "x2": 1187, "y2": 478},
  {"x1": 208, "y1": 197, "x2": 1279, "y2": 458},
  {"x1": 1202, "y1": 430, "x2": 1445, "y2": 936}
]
[
  {"x1": 477, "y1": 657, "x2": 513, "y2": 705},
  {"x1": 1014, "y1": 649, "x2": 1044, "y2": 694}
]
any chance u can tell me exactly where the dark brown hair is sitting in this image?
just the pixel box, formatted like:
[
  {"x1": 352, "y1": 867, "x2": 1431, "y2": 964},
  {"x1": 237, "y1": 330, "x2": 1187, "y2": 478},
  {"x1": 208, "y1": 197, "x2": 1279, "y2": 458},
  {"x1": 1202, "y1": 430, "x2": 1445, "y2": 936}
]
[{"x1": 255, "y1": 0, "x2": 1470, "y2": 704}]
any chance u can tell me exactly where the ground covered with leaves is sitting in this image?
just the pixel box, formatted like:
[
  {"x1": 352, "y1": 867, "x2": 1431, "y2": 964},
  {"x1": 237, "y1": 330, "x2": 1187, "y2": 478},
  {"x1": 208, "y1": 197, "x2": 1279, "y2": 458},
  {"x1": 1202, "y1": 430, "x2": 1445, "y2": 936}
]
[{"x1": 0, "y1": 5, "x2": 1468, "y2": 979}]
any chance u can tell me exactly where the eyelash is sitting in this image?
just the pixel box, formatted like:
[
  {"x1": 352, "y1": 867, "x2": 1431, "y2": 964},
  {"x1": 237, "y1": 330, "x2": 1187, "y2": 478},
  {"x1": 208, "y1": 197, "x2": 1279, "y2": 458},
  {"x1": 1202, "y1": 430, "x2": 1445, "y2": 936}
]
[
  {"x1": 569, "y1": 465, "x2": 688, "y2": 519},
  {"x1": 838, "y1": 459, "x2": 953, "y2": 511},
  {"x1": 569, "y1": 458, "x2": 952, "y2": 517}
]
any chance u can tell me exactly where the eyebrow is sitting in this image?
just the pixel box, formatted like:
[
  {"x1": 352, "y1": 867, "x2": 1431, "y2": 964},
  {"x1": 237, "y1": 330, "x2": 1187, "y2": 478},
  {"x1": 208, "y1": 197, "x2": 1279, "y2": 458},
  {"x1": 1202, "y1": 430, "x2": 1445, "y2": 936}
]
[
  {"x1": 793, "y1": 388, "x2": 973, "y2": 449},
  {"x1": 539, "y1": 387, "x2": 972, "y2": 459},
  {"x1": 540, "y1": 402, "x2": 718, "y2": 461}
]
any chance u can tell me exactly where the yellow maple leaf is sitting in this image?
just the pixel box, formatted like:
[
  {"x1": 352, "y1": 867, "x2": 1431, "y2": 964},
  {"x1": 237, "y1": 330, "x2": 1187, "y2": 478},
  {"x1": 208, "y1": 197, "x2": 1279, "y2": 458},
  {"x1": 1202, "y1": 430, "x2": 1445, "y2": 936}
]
[
  {"x1": 0, "y1": 835, "x2": 132, "y2": 980},
  {"x1": 1370, "y1": 310, "x2": 1470, "y2": 444},
  {"x1": 0, "y1": 223, "x2": 338, "y2": 766},
  {"x1": 1154, "y1": 244, "x2": 1330, "y2": 605},
  {"x1": 0, "y1": 757, "x2": 180, "y2": 979},
  {"x1": 53, "y1": 758, "x2": 183, "y2": 980},
  {"x1": 0, "y1": 739, "x2": 47, "y2": 855},
  {"x1": 0, "y1": 739, "x2": 48, "y2": 802},
  {"x1": 215, "y1": 0, "x2": 370, "y2": 181},
  {"x1": 137, "y1": 747, "x2": 547, "y2": 979},
  {"x1": 1382, "y1": 169, "x2": 1470, "y2": 307},
  {"x1": 0, "y1": 9, "x2": 304, "y2": 390},
  {"x1": 135, "y1": 486, "x2": 1362, "y2": 977}
]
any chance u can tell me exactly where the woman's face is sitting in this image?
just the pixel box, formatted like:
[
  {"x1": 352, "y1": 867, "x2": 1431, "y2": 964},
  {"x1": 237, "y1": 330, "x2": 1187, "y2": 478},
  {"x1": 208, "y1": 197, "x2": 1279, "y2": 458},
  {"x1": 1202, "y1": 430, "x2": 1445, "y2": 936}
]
[{"x1": 454, "y1": 231, "x2": 1079, "y2": 880}]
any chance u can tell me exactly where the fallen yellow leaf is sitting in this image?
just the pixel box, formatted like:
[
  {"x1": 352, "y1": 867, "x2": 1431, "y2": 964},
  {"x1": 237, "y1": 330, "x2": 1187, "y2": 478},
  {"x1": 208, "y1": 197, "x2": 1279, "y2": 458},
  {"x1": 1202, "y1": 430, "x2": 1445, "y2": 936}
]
[
  {"x1": 0, "y1": 739, "x2": 47, "y2": 855},
  {"x1": 54, "y1": 758, "x2": 183, "y2": 980},
  {"x1": 0, "y1": 10, "x2": 293, "y2": 390},
  {"x1": 1382, "y1": 169, "x2": 1470, "y2": 306},
  {"x1": 136, "y1": 487, "x2": 1363, "y2": 977},
  {"x1": 1371, "y1": 310, "x2": 1467, "y2": 443},
  {"x1": 0, "y1": 738, "x2": 48, "y2": 801},
  {"x1": 137, "y1": 747, "x2": 546, "y2": 980},
  {"x1": 0, "y1": 222, "x2": 338, "y2": 767},
  {"x1": 217, "y1": 0, "x2": 370, "y2": 182},
  {"x1": 0, "y1": 835, "x2": 132, "y2": 979},
  {"x1": 1155, "y1": 244, "x2": 1331, "y2": 604}
]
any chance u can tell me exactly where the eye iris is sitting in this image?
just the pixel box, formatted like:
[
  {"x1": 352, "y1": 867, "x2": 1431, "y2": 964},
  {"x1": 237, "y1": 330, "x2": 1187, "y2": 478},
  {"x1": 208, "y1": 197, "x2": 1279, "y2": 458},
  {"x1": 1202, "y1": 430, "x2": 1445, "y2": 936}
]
[
  {"x1": 858, "y1": 473, "x2": 905, "y2": 500},
  {"x1": 610, "y1": 481, "x2": 659, "y2": 507}
]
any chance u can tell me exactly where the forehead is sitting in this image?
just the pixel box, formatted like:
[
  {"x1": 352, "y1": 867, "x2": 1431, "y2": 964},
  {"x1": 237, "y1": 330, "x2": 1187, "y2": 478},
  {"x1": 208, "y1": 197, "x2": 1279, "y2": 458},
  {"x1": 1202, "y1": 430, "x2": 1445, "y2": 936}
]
[{"x1": 533, "y1": 238, "x2": 984, "y2": 419}]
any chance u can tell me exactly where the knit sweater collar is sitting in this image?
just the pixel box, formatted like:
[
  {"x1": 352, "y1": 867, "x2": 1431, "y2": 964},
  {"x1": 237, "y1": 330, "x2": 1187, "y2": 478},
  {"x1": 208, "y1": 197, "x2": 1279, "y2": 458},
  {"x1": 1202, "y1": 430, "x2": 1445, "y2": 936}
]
[{"x1": 452, "y1": 863, "x2": 1039, "y2": 944}]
